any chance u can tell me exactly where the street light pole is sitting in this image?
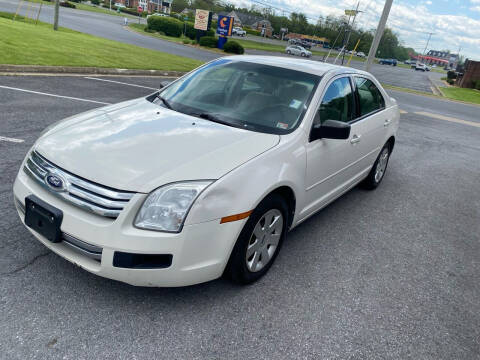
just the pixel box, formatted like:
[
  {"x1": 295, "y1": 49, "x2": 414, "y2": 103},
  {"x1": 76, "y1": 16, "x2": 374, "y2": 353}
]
[
  {"x1": 53, "y1": 0, "x2": 59, "y2": 30},
  {"x1": 364, "y1": 0, "x2": 393, "y2": 72}
]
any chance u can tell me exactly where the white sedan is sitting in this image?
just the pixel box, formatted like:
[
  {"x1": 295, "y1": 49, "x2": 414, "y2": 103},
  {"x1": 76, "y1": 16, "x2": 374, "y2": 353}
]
[
  {"x1": 285, "y1": 45, "x2": 312, "y2": 57},
  {"x1": 232, "y1": 27, "x2": 246, "y2": 36},
  {"x1": 14, "y1": 56, "x2": 399, "y2": 287}
]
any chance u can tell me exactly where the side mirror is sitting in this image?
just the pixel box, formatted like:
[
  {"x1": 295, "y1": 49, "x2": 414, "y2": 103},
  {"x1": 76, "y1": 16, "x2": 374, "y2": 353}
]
[
  {"x1": 159, "y1": 80, "x2": 171, "y2": 89},
  {"x1": 310, "y1": 120, "x2": 351, "y2": 141}
]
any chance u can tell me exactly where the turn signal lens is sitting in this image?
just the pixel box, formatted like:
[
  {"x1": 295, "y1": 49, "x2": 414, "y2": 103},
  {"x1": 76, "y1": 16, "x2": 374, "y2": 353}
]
[{"x1": 220, "y1": 210, "x2": 252, "y2": 224}]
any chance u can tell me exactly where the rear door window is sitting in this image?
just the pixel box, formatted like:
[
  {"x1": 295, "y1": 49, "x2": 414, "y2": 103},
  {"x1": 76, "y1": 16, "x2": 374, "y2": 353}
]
[{"x1": 354, "y1": 77, "x2": 385, "y2": 117}]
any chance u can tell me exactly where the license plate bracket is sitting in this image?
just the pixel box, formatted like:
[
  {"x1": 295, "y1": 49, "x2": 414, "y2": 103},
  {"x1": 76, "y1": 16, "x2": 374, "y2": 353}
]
[{"x1": 25, "y1": 195, "x2": 63, "y2": 243}]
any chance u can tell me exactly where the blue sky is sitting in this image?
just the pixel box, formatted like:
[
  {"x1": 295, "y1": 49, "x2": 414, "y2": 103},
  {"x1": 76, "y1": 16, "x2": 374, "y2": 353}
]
[{"x1": 231, "y1": 0, "x2": 480, "y2": 60}]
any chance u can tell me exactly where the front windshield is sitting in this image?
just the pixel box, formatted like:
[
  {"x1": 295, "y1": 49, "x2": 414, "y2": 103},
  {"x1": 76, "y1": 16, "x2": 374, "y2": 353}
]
[{"x1": 154, "y1": 59, "x2": 320, "y2": 134}]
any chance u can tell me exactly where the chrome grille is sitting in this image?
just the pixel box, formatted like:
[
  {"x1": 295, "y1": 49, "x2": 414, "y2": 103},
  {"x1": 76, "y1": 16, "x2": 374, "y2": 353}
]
[
  {"x1": 24, "y1": 150, "x2": 134, "y2": 218},
  {"x1": 62, "y1": 233, "x2": 102, "y2": 261}
]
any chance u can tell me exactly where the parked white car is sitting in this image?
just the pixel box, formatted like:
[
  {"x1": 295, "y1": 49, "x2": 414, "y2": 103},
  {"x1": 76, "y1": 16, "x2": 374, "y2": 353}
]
[
  {"x1": 147, "y1": 13, "x2": 168, "y2": 19},
  {"x1": 114, "y1": 2, "x2": 126, "y2": 8},
  {"x1": 415, "y1": 63, "x2": 430, "y2": 72},
  {"x1": 357, "y1": 51, "x2": 366, "y2": 58},
  {"x1": 14, "y1": 56, "x2": 399, "y2": 287},
  {"x1": 232, "y1": 27, "x2": 246, "y2": 36},
  {"x1": 285, "y1": 45, "x2": 312, "y2": 57}
]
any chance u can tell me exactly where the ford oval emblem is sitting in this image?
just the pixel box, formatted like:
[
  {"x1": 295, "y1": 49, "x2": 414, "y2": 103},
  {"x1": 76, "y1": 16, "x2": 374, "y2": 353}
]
[{"x1": 45, "y1": 173, "x2": 67, "y2": 192}]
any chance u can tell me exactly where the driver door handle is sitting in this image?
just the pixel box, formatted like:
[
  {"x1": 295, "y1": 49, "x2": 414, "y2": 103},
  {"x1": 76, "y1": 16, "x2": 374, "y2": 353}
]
[
  {"x1": 384, "y1": 119, "x2": 392, "y2": 127},
  {"x1": 350, "y1": 134, "x2": 361, "y2": 144}
]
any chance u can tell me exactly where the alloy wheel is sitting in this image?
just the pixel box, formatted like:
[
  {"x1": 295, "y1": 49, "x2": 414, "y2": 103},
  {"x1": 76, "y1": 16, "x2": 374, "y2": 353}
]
[{"x1": 374, "y1": 147, "x2": 389, "y2": 183}]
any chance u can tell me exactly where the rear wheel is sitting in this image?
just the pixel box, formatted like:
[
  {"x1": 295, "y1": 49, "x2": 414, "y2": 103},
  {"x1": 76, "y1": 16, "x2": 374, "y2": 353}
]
[
  {"x1": 287, "y1": 50, "x2": 291, "y2": 55},
  {"x1": 226, "y1": 194, "x2": 288, "y2": 284},
  {"x1": 361, "y1": 143, "x2": 391, "y2": 190}
]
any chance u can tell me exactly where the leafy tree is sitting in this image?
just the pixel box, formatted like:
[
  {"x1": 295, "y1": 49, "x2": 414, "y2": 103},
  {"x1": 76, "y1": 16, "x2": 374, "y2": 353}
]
[{"x1": 171, "y1": 0, "x2": 190, "y2": 13}]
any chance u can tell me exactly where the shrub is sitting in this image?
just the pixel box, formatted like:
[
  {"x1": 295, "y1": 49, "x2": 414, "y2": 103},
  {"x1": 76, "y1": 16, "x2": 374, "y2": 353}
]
[
  {"x1": 199, "y1": 36, "x2": 218, "y2": 48},
  {"x1": 184, "y1": 22, "x2": 215, "y2": 40},
  {"x1": 119, "y1": 7, "x2": 146, "y2": 17},
  {"x1": 475, "y1": 80, "x2": 480, "y2": 90},
  {"x1": 60, "y1": 2, "x2": 76, "y2": 8},
  {"x1": 223, "y1": 40, "x2": 244, "y2": 54},
  {"x1": 70, "y1": 0, "x2": 80, "y2": 3},
  {"x1": 446, "y1": 78, "x2": 454, "y2": 85},
  {"x1": 144, "y1": 27, "x2": 155, "y2": 33},
  {"x1": 182, "y1": 39, "x2": 190, "y2": 44},
  {"x1": 447, "y1": 70, "x2": 457, "y2": 80},
  {"x1": 245, "y1": 28, "x2": 261, "y2": 36},
  {"x1": 147, "y1": 16, "x2": 183, "y2": 37},
  {"x1": 91, "y1": 0, "x2": 100, "y2": 4}
]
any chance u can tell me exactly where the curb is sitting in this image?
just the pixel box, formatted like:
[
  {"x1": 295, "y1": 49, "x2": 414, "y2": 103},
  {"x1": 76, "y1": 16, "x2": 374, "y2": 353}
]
[
  {"x1": 0, "y1": 65, "x2": 187, "y2": 77},
  {"x1": 428, "y1": 75, "x2": 444, "y2": 96}
]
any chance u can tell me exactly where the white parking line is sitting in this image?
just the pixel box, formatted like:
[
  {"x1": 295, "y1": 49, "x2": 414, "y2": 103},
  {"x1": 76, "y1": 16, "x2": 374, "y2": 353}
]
[
  {"x1": 0, "y1": 85, "x2": 111, "y2": 105},
  {"x1": 84, "y1": 77, "x2": 158, "y2": 90},
  {"x1": 415, "y1": 111, "x2": 480, "y2": 128},
  {"x1": 0, "y1": 136, "x2": 24, "y2": 143}
]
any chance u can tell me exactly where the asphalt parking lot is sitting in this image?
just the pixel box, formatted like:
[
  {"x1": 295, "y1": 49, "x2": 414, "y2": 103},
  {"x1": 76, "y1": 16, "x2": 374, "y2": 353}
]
[{"x1": 1, "y1": 75, "x2": 479, "y2": 359}]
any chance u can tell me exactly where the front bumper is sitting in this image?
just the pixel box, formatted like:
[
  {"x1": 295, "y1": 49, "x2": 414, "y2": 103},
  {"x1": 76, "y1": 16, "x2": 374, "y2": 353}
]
[{"x1": 13, "y1": 170, "x2": 246, "y2": 287}]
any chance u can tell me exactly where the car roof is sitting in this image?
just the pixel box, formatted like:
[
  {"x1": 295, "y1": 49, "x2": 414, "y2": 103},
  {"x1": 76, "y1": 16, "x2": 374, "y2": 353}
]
[{"x1": 223, "y1": 55, "x2": 369, "y2": 77}]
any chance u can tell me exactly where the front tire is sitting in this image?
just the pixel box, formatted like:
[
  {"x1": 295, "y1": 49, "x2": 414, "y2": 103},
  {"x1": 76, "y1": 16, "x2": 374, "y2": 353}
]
[
  {"x1": 361, "y1": 143, "x2": 391, "y2": 190},
  {"x1": 225, "y1": 194, "x2": 288, "y2": 284},
  {"x1": 287, "y1": 50, "x2": 291, "y2": 55}
]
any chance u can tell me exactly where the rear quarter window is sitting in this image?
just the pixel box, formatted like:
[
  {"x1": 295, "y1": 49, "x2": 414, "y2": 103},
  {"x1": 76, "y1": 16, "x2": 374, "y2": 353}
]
[{"x1": 355, "y1": 77, "x2": 385, "y2": 117}]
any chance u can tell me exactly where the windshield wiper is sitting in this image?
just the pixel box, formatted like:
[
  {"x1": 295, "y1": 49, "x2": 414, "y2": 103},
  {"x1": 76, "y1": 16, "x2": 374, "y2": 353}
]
[
  {"x1": 157, "y1": 94, "x2": 172, "y2": 109},
  {"x1": 191, "y1": 112, "x2": 242, "y2": 128}
]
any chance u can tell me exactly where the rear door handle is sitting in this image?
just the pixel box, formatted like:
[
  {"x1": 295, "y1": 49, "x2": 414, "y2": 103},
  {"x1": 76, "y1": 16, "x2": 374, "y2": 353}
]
[
  {"x1": 384, "y1": 119, "x2": 392, "y2": 127},
  {"x1": 350, "y1": 134, "x2": 361, "y2": 144}
]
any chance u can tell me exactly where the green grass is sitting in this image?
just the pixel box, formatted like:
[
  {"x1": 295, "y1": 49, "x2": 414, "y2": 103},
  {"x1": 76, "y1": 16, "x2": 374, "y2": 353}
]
[
  {"x1": 440, "y1": 87, "x2": 480, "y2": 104},
  {"x1": 0, "y1": 16, "x2": 203, "y2": 71}
]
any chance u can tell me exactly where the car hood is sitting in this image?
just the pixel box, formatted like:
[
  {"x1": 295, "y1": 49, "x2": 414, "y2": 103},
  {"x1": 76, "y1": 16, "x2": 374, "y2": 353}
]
[{"x1": 35, "y1": 98, "x2": 280, "y2": 193}]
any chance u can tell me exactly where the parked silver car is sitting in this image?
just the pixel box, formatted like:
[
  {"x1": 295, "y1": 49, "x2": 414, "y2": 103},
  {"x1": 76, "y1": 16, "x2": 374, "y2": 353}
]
[{"x1": 285, "y1": 45, "x2": 312, "y2": 58}]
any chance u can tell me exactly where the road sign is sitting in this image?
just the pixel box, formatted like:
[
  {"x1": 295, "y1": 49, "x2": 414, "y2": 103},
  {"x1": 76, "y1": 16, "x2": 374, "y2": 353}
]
[
  {"x1": 137, "y1": 6, "x2": 142, "y2": 12},
  {"x1": 194, "y1": 9, "x2": 209, "y2": 31},
  {"x1": 345, "y1": 9, "x2": 359, "y2": 16},
  {"x1": 216, "y1": 15, "x2": 233, "y2": 36}
]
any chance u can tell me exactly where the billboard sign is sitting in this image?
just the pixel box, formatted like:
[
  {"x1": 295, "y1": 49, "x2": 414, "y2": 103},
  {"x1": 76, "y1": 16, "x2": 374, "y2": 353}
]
[
  {"x1": 216, "y1": 15, "x2": 233, "y2": 36},
  {"x1": 194, "y1": 9, "x2": 209, "y2": 31}
]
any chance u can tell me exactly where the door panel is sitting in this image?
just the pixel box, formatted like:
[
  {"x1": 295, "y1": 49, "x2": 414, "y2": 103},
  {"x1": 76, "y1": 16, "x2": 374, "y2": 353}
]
[
  {"x1": 351, "y1": 77, "x2": 390, "y2": 171},
  {"x1": 302, "y1": 76, "x2": 360, "y2": 219}
]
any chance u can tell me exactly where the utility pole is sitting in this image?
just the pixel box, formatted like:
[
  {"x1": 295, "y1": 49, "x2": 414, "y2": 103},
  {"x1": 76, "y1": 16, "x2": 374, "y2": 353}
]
[
  {"x1": 421, "y1": 32, "x2": 434, "y2": 64},
  {"x1": 53, "y1": 0, "x2": 59, "y2": 30},
  {"x1": 364, "y1": 0, "x2": 393, "y2": 72},
  {"x1": 342, "y1": 2, "x2": 360, "y2": 65}
]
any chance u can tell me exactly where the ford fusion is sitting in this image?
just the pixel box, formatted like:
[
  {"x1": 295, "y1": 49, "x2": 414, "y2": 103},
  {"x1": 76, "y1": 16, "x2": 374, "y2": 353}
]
[{"x1": 13, "y1": 56, "x2": 399, "y2": 286}]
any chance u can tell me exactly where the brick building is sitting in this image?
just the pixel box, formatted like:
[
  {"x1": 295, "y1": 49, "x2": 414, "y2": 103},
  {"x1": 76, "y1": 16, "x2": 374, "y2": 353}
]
[
  {"x1": 115, "y1": 0, "x2": 171, "y2": 12},
  {"x1": 413, "y1": 50, "x2": 459, "y2": 69},
  {"x1": 458, "y1": 60, "x2": 480, "y2": 88}
]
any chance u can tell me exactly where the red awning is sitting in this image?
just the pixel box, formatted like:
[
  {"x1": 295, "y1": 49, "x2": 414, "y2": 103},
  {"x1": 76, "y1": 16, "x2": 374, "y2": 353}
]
[{"x1": 415, "y1": 55, "x2": 449, "y2": 63}]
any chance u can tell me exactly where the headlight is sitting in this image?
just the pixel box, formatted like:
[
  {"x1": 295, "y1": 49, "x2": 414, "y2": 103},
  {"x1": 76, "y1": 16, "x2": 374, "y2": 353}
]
[{"x1": 134, "y1": 181, "x2": 212, "y2": 232}]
